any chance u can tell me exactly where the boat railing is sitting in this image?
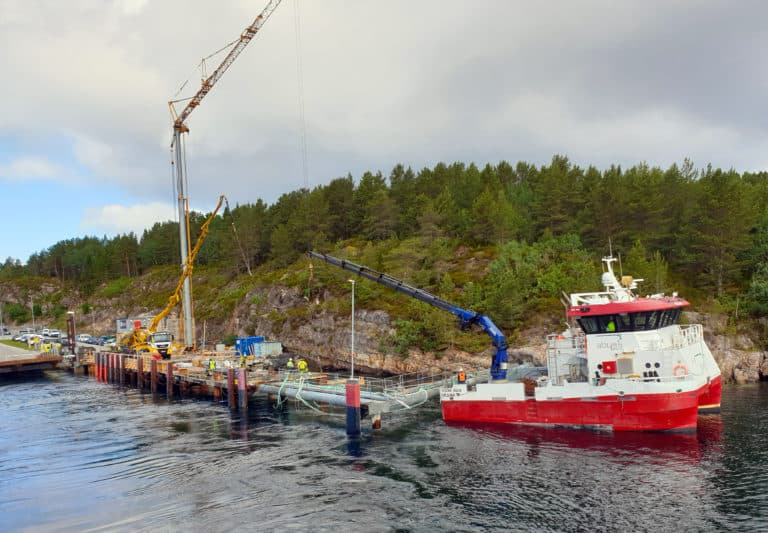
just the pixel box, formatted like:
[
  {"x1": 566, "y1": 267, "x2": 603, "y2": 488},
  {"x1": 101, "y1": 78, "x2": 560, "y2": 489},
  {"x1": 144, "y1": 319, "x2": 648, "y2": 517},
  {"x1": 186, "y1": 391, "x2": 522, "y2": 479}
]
[
  {"x1": 569, "y1": 292, "x2": 612, "y2": 306},
  {"x1": 674, "y1": 324, "x2": 703, "y2": 349}
]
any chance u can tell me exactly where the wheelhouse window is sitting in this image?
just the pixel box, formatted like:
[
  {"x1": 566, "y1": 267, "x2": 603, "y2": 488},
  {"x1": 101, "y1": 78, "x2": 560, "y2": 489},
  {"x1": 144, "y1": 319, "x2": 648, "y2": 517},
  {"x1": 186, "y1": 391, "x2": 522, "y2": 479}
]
[{"x1": 576, "y1": 308, "x2": 681, "y2": 334}]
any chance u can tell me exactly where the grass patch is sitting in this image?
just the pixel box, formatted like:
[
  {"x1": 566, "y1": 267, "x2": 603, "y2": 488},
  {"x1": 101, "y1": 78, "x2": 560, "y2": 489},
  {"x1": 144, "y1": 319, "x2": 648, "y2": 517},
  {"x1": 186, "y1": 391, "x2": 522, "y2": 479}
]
[
  {"x1": 100, "y1": 277, "x2": 132, "y2": 298},
  {"x1": 1, "y1": 339, "x2": 33, "y2": 351}
]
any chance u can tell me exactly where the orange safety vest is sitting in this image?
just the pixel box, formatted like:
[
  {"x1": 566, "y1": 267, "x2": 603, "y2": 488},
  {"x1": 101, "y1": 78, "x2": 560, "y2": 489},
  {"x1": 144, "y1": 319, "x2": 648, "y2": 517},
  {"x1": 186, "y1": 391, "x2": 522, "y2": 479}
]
[{"x1": 457, "y1": 370, "x2": 466, "y2": 383}]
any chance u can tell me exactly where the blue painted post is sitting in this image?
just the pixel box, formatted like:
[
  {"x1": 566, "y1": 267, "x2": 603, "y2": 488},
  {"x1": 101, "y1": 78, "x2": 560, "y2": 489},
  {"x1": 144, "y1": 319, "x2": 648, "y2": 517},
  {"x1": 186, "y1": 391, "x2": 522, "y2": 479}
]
[
  {"x1": 237, "y1": 369, "x2": 248, "y2": 411},
  {"x1": 346, "y1": 378, "x2": 361, "y2": 437}
]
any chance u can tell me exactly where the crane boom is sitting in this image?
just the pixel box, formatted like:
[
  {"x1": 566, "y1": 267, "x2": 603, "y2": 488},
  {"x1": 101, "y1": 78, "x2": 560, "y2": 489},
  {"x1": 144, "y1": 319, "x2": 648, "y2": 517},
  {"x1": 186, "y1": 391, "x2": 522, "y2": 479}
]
[
  {"x1": 168, "y1": 0, "x2": 283, "y2": 348},
  {"x1": 309, "y1": 251, "x2": 510, "y2": 380},
  {"x1": 170, "y1": 0, "x2": 283, "y2": 131}
]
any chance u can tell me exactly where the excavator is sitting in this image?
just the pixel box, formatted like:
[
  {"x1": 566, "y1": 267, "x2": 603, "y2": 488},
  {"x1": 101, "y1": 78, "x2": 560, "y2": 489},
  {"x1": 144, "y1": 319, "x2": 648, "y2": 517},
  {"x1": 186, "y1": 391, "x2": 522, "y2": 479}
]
[{"x1": 118, "y1": 195, "x2": 226, "y2": 358}]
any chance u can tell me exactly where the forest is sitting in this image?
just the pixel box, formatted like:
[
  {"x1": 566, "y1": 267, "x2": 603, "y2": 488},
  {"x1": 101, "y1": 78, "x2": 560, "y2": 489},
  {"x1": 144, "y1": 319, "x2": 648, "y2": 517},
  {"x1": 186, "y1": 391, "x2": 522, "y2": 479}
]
[{"x1": 2, "y1": 155, "x2": 767, "y2": 338}]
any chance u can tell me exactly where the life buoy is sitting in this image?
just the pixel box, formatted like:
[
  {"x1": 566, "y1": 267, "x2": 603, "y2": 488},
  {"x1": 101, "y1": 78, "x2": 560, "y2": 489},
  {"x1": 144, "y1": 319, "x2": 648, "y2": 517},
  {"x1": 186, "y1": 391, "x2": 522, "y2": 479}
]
[{"x1": 673, "y1": 364, "x2": 688, "y2": 377}]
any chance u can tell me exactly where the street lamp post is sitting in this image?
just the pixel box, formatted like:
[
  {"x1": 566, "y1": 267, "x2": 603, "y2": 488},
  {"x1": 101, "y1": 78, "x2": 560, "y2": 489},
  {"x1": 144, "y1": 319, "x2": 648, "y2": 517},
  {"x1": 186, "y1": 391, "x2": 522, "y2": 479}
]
[{"x1": 348, "y1": 279, "x2": 355, "y2": 379}]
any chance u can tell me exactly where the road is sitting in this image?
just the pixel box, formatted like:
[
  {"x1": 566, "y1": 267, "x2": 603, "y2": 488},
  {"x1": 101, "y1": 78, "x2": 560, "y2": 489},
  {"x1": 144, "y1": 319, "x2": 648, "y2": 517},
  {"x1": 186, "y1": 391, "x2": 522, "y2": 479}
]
[{"x1": 0, "y1": 340, "x2": 38, "y2": 363}]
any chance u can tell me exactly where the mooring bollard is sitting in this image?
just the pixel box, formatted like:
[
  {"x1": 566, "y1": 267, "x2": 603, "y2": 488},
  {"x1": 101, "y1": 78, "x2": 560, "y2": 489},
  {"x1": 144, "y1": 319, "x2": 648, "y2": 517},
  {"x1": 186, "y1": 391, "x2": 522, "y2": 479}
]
[
  {"x1": 237, "y1": 368, "x2": 248, "y2": 411},
  {"x1": 137, "y1": 356, "x2": 144, "y2": 390},
  {"x1": 150, "y1": 358, "x2": 157, "y2": 394},
  {"x1": 166, "y1": 362, "x2": 173, "y2": 399},
  {"x1": 228, "y1": 368, "x2": 236, "y2": 410},
  {"x1": 346, "y1": 378, "x2": 361, "y2": 437}
]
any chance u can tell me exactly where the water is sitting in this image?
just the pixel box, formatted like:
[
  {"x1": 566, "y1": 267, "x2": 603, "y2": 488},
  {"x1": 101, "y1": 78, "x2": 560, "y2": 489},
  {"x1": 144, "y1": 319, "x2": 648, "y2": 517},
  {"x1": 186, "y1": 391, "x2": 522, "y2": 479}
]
[{"x1": 0, "y1": 372, "x2": 765, "y2": 532}]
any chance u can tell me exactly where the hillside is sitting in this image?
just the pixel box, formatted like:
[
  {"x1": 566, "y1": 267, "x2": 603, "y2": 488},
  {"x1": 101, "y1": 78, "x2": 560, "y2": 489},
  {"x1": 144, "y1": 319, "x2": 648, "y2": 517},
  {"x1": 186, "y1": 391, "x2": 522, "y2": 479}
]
[{"x1": 2, "y1": 235, "x2": 765, "y2": 383}]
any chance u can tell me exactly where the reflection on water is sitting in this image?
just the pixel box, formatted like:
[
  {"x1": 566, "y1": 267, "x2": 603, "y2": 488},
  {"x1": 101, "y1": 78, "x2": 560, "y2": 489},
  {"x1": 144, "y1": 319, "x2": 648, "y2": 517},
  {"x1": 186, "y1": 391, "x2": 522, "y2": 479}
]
[{"x1": 0, "y1": 374, "x2": 765, "y2": 532}]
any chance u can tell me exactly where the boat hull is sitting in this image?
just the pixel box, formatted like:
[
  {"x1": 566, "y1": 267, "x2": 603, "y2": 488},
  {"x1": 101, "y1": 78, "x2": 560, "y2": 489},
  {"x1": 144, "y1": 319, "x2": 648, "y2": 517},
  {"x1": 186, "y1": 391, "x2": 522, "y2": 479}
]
[
  {"x1": 698, "y1": 374, "x2": 722, "y2": 414},
  {"x1": 441, "y1": 389, "x2": 701, "y2": 432}
]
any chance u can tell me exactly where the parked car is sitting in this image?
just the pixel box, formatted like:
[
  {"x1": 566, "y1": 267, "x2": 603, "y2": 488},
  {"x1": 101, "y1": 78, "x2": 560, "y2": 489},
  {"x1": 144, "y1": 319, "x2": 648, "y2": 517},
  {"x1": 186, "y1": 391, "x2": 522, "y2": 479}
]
[{"x1": 76, "y1": 334, "x2": 92, "y2": 342}]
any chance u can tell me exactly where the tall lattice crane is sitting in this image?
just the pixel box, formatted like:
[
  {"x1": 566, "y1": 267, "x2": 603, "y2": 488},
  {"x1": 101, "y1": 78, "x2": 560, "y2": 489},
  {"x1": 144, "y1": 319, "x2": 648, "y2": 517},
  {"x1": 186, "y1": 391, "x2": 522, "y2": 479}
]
[{"x1": 168, "y1": 0, "x2": 283, "y2": 348}]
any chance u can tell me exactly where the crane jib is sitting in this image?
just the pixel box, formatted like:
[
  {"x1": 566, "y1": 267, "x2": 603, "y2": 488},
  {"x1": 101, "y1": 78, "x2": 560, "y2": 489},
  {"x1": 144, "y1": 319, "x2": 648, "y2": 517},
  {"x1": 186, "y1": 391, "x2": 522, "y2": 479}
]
[{"x1": 308, "y1": 251, "x2": 509, "y2": 380}]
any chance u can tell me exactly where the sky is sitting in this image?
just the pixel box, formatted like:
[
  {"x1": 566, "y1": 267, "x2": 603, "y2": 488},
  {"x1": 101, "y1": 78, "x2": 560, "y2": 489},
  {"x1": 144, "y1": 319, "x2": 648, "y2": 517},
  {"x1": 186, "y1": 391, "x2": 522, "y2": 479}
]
[{"x1": 1, "y1": 0, "x2": 767, "y2": 263}]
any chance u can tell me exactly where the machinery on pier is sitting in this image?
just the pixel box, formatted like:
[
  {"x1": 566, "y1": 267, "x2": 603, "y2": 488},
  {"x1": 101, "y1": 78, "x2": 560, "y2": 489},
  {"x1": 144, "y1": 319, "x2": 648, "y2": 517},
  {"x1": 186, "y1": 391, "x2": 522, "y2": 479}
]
[
  {"x1": 119, "y1": 196, "x2": 226, "y2": 358},
  {"x1": 308, "y1": 251, "x2": 510, "y2": 380}
]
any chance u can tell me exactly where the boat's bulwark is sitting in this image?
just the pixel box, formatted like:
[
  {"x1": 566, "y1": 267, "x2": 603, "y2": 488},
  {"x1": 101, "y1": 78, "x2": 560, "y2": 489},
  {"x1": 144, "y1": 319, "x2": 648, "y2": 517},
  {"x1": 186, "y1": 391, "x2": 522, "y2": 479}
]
[{"x1": 441, "y1": 382, "x2": 703, "y2": 432}]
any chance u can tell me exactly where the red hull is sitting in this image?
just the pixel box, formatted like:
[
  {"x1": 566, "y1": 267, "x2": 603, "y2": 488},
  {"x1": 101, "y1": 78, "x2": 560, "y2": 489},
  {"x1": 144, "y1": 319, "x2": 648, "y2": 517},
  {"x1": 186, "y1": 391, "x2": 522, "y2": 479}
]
[
  {"x1": 441, "y1": 390, "x2": 701, "y2": 432},
  {"x1": 698, "y1": 374, "x2": 722, "y2": 413}
]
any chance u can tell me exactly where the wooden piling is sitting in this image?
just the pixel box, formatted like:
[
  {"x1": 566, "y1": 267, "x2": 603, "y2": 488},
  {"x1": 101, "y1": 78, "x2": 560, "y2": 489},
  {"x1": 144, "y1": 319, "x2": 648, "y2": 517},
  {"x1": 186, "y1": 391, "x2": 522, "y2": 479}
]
[
  {"x1": 237, "y1": 369, "x2": 248, "y2": 411},
  {"x1": 137, "y1": 356, "x2": 144, "y2": 390},
  {"x1": 150, "y1": 358, "x2": 157, "y2": 394},
  {"x1": 227, "y1": 368, "x2": 236, "y2": 410},
  {"x1": 166, "y1": 362, "x2": 173, "y2": 399},
  {"x1": 119, "y1": 355, "x2": 125, "y2": 386}
]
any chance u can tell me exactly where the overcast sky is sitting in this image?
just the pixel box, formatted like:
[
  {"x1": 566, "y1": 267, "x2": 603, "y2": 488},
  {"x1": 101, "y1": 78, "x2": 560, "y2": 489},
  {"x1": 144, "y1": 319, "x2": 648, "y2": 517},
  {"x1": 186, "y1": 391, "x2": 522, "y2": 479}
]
[{"x1": 1, "y1": 0, "x2": 766, "y2": 262}]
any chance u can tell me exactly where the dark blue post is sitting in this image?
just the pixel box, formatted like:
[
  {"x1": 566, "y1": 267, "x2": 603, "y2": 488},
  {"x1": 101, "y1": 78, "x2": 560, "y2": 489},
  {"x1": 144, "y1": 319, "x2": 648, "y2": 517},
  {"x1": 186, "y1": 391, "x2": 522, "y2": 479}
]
[{"x1": 346, "y1": 378, "x2": 361, "y2": 437}]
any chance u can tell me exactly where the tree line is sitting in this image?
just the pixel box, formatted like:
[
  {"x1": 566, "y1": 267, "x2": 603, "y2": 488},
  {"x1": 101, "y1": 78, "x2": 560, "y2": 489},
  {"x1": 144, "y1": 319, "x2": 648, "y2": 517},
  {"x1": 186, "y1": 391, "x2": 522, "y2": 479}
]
[{"x1": 2, "y1": 155, "x2": 767, "y2": 316}]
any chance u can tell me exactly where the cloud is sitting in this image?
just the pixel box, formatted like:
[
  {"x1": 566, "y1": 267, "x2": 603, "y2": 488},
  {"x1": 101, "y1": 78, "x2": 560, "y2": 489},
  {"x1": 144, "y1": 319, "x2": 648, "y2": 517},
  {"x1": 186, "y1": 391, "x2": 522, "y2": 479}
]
[
  {"x1": 0, "y1": 157, "x2": 59, "y2": 182},
  {"x1": 1, "y1": 0, "x2": 767, "y2": 215},
  {"x1": 81, "y1": 202, "x2": 177, "y2": 236}
]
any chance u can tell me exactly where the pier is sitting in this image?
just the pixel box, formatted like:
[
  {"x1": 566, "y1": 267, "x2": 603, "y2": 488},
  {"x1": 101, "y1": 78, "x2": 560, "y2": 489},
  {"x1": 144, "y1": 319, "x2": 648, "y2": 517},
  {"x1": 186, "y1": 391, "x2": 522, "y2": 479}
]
[
  {"x1": 64, "y1": 351, "x2": 485, "y2": 428},
  {"x1": 0, "y1": 343, "x2": 62, "y2": 375}
]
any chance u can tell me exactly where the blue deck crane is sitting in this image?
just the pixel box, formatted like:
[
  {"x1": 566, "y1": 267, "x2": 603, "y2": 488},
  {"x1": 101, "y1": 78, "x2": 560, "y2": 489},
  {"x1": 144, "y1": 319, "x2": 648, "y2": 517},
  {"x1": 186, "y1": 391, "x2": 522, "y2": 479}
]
[{"x1": 308, "y1": 251, "x2": 509, "y2": 380}]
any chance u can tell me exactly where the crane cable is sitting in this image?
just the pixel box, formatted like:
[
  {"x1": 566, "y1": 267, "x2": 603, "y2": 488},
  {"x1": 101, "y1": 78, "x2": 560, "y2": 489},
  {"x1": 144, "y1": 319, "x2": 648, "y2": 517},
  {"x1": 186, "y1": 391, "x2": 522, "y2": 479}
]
[
  {"x1": 294, "y1": 0, "x2": 309, "y2": 190},
  {"x1": 223, "y1": 197, "x2": 253, "y2": 276},
  {"x1": 294, "y1": 0, "x2": 315, "y2": 301}
]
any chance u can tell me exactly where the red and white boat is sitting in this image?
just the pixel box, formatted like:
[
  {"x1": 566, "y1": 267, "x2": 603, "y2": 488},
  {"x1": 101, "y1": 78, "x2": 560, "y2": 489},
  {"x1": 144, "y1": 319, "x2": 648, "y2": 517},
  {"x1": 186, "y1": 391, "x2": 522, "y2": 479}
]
[{"x1": 441, "y1": 256, "x2": 721, "y2": 431}]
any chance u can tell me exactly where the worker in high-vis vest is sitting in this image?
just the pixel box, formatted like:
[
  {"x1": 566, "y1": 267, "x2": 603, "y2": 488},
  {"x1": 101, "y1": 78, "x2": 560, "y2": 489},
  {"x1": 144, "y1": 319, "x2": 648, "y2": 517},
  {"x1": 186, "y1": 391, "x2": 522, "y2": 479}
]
[
  {"x1": 286, "y1": 357, "x2": 295, "y2": 370},
  {"x1": 297, "y1": 358, "x2": 308, "y2": 373},
  {"x1": 457, "y1": 368, "x2": 467, "y2": 384},
  {"x1": 208, "y1": 359, "x2": 216, "y2": 375}
]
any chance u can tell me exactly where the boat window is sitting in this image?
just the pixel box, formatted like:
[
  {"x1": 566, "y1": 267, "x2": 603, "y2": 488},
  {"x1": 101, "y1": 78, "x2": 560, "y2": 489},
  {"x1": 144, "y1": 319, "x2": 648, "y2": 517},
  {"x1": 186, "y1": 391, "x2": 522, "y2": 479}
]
[
  {"x1": 577, "y1": 308, "x2": 683, "y2": 334},
  {"x1": 576, "y1": 317, "x2": 600, "y2": 334}
]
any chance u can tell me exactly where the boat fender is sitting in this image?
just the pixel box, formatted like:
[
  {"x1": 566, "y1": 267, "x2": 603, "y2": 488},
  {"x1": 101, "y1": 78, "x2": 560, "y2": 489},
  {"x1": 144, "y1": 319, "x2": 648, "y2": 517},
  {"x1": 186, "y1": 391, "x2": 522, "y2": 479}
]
[{"x1": 673, "y1": 363, "x2": 688, "y2": 377}]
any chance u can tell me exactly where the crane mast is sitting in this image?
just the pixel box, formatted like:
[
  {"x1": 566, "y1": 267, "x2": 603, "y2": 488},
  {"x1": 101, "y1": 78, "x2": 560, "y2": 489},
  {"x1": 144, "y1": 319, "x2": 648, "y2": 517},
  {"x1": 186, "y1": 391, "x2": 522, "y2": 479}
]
[
  {"x1": 309, "y1": 251, "x2": 510, "y2": 380},
  {"x1": 169, "y1": 0, "x2": 283, "y2": 348}
]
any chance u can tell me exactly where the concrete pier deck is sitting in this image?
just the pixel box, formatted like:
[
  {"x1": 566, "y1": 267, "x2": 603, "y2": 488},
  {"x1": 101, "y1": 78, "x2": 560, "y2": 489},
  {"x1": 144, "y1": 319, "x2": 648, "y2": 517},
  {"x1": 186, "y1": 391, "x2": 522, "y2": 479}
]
[{"x1": 0, "y1": 343, "x2": 63, "y2": 374}]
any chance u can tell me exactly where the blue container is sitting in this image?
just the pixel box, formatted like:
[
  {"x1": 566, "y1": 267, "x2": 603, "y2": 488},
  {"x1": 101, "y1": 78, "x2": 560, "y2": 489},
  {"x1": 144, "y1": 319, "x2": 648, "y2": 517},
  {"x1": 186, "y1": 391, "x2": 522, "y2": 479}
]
[{"x1": 235, "y1": 336, "x2": 265, "y2": 356}]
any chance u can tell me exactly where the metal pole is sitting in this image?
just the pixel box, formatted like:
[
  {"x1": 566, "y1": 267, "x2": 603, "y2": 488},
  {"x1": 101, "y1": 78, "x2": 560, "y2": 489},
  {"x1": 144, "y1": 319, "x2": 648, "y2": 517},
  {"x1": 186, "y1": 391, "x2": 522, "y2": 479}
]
[
  {"x1": 173, "y1": 127, "x2": 194, "y2": 348},
  {"x1": 348, "y1": 279, "x2": 355, "y2": 379},
  {"x1": 30, "y1": 299, "x2": 35, "y2": 331}
]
